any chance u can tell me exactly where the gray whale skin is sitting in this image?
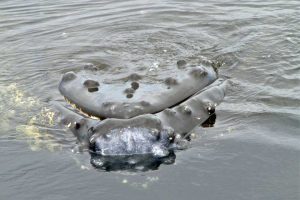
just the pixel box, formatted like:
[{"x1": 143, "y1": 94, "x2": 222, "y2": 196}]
[{"x1": 55, "y1": 63, "x2": 229, "y2": 170}]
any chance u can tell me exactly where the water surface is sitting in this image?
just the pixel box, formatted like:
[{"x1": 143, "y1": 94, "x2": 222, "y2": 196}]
[{"x1": 0, "y1": 0, "x2": 299, "y2": 199}]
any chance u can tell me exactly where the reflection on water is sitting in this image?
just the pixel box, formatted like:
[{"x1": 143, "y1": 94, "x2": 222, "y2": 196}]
[
  {"x1": 90, "y1": 151, "x2": 176, "y2": 172},
  {"x1": 0, "y1": 0, "x2": 299, "y2": 199}
]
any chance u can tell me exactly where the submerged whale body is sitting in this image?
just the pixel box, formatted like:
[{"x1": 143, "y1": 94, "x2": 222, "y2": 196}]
[{"x1": 56, "y1": 61, "x2": 229, "y2": 171}]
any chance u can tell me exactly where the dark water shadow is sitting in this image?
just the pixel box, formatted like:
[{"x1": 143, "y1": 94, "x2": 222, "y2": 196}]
[
  {"x1": 201, "y1": 113, "x2": 216, "y2": 128},
  {"x1": 90, "y1": 151, "x2": 176, "y2": 172}
]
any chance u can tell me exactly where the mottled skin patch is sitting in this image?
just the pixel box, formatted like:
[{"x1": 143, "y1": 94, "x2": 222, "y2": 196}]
[{"x1": 59, "y1": 65, "x2": 218, "y2": 119}]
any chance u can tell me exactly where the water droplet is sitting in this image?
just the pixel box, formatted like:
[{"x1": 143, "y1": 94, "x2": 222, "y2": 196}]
[{"x1": 61, "y1": 32, "x2": 68, "y2": 38}]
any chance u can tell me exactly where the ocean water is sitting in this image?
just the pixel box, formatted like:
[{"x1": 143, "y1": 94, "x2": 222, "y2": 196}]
[{"x1": 0, "y1": 0, "x2": 299, "y2": 199}]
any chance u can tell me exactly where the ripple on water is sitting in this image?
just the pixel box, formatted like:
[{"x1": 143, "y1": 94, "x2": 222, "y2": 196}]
[{"x1": 0, "y1": 0, "x2": 299, "y2": 199}]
